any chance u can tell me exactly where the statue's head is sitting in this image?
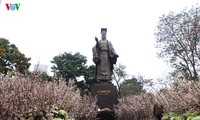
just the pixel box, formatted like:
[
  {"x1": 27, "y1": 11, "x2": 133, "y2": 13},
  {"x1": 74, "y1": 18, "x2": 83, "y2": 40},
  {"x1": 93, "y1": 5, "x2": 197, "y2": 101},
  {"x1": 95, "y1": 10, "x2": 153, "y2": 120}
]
[{"x1": 101, "y1": 28, "x2": 107, "y2": 39}]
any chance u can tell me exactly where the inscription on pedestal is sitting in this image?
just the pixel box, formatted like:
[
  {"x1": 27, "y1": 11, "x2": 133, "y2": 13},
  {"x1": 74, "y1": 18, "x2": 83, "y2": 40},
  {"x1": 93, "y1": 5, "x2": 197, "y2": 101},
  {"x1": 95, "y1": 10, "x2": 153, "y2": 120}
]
[{"x1": 91, "y1": 83, "x2": 118, "y2": 110}]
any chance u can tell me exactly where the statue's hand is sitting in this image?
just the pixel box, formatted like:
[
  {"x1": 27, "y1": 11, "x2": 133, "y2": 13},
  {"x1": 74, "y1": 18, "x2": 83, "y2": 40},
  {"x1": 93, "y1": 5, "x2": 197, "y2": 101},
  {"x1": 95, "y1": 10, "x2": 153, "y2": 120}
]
[
  {"x1": 94, "y1": 57, "x2": 100, "y2": 64},
  {"x1": 95, "y1": 37, "x2": 98, "y2": 42},
  {"x1": 115, "y1": 54, "x2": 119, "y2": 58}
]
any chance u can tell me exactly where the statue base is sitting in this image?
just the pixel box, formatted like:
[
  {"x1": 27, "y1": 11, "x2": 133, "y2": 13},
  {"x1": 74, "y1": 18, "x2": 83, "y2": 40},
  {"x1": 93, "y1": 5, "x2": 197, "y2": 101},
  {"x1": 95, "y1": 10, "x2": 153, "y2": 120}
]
[{"x1": 91, "y1": 82, "x2": 118, "y2": 110}]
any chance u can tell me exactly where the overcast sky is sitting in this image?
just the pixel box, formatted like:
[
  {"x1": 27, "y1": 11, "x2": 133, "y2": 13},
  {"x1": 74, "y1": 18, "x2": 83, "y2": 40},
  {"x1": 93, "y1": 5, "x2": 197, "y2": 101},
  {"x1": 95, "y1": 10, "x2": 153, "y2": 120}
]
[{"x1": 0, "y1": 0, "x2": 199, "y2": 80}]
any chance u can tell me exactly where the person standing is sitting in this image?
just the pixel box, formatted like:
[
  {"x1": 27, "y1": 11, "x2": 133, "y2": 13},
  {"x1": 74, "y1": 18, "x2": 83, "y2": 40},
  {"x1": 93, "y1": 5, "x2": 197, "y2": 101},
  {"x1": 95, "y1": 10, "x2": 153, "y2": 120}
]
[{"x1": 153, "y1": 102, "x2": 164, "y2": 120}]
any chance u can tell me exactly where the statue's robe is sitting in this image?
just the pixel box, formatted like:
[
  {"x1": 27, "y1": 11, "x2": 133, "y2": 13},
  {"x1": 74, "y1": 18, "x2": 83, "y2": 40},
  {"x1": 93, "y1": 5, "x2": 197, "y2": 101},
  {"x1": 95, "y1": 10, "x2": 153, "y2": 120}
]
[{"x1": 92, "y1": 39, "x2": 118, "y2": 81}]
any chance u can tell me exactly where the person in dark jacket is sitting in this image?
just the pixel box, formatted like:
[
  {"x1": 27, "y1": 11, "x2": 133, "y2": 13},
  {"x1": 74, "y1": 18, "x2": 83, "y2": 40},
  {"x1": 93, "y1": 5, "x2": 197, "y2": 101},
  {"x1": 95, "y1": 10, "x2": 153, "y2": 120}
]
[
  {"x1": 95, "y1": 108, "x2": 116, "y2": 120},
  {"x1": 153, "y1": 102, "x2": 164, "y2": 120}
]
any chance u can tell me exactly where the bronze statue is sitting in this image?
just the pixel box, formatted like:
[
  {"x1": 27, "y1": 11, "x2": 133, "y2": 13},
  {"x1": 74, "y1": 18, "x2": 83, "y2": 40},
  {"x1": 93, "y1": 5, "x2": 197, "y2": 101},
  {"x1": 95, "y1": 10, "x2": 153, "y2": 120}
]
[{"x1": 92, "y1": 28, "x2": 119, "y2": 82}]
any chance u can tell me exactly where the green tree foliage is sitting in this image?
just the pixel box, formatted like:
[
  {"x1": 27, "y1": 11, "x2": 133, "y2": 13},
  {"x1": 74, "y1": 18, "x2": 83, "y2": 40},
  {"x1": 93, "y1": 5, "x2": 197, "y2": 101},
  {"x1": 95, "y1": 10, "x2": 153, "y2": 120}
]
[
  {"x1": 51, "y1": 52, "x2": 87, "y2": 82},
  {"x1": 112, "y1": 63, "x2": 128, "y2": 97},
  {"x1": 84, "y1": 65, "x2": 96, "y2": 90},
  {"x1": 155, "y1": 5, "x2": 200, "y2": 80},
  {"x1": 120, "y1": 77, "x2": 145, "y2": 96},
  {"x1": 51, "y1": 52, "x2": 97, "y2": 95},
  {"x1": 75, "y1": 65, "x2": 96, "y2": 96},
  {"x1": 0, "y1": 38, "x2": 31, "y2": 75},
  {"x1": 162, "y1": 111, "x2": 200, "y2": 120}
]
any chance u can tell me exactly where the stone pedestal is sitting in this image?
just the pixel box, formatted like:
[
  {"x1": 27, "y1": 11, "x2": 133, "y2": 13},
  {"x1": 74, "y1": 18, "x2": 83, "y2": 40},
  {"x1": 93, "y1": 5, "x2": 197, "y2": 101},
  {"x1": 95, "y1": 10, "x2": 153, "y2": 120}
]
[{"x1": 91, "y1": 82, "x2": 118, "y2": 110}]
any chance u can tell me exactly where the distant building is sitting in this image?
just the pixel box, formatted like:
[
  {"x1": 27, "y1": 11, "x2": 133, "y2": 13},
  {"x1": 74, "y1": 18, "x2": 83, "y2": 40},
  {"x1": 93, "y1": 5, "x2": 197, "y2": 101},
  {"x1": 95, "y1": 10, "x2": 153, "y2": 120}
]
[{"x1": 34, "y1": 64, "x2": 48, "y2": 74}]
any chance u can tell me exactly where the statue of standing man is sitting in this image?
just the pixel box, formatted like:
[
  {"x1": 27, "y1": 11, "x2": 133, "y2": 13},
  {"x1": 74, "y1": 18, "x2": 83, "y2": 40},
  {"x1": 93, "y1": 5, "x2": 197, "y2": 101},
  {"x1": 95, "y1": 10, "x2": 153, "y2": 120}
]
[{"x1": 92, "y1": 28, "x2": 119, "y2": 82}]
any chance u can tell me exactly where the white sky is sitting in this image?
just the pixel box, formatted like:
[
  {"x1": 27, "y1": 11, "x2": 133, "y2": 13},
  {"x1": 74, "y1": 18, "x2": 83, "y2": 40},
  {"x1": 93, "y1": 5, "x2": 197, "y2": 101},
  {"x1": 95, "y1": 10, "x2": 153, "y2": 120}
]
[{"x1": 0, "y1": 0, "x2": 199, "y2": 80}]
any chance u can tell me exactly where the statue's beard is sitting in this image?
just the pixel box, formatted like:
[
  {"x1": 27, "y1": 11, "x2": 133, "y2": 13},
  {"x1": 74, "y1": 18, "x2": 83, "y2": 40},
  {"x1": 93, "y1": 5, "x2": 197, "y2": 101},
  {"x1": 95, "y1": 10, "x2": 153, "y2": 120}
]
[{"x1": 102, "y1": 36, "x2": 106, "y2": 39}]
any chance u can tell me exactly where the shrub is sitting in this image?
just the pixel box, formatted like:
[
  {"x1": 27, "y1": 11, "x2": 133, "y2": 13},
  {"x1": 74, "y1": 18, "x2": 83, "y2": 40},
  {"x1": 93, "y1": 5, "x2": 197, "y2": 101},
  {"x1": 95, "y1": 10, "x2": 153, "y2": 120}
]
[
  {"x1": 115, "y1": 93, "x2": 154, "y2": 120},
  {"x1": 156, "y1": 80, "x2": 200, "y2": 114},
  {"x1": 1, "y1": 73, "x2": 200, "y2": 120},
  {"x1": 0, "y1": 73, "x2": 96, "y2": 119}
]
